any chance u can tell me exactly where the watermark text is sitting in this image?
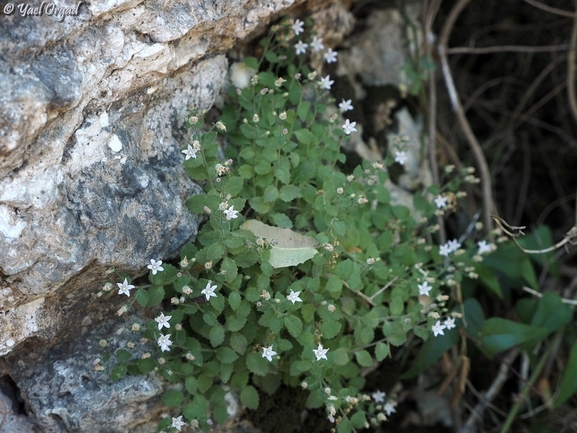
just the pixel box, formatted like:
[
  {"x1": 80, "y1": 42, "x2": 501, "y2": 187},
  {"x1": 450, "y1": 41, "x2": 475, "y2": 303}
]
[{"x1": 3, "y1": 2, "x2": 85, "y2": 21}]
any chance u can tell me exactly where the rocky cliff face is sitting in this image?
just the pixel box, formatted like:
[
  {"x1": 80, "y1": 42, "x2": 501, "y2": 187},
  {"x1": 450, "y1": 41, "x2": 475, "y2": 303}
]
[{"x1": 0, "y1": 1, "x2": 323, "y2": 431}]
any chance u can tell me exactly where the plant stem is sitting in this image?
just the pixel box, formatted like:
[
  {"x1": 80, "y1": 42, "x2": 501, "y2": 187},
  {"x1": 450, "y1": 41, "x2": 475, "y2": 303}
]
[{"x1": 499, "y1": 331, "x2": 562, "y2": 433}]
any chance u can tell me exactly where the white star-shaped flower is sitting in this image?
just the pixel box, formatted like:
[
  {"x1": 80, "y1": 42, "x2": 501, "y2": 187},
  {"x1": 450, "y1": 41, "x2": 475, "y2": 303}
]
[
  {"x1": 313, "y1": 344, "x2": 329, "y2": 361},
  {"x1": 338, "y1": 99, "x2": 353, "y2": 113},
  {"x1": 117, "y1": 278, "x2": 135, "y2": 297},
  {"x1": 342, "y1": 119, "x2": 357, "y2": 135},
  {"x1": 201, "y1": 281, "x2": 218, "y2": 301},
  {"x1": 320, "y1": 75, "x2": 334, "y2": 90},
  {"x1": 439, "y1": 244, "x2": 451, "y2": 257},
  {"x1": 292, "y1": 19, "x2": 304, "y2": 35},
  {"x1": 383, "y1": 401, "x2": 397, "y2": 416},
  {"x1": 158, "y1": 333, "x2": 173, "y2": 352},
  {"x1": 310, "y1": 35, "x2": 324, "y2": 52},
  {"x1": 223, "y1": 205, "x2": 239, "y2": 220},
  {"x1": 394, "y1": 151, "x2": 408, "y2": 165},
  {"x1": 155, "y1": 312, "x2": 172, "y2": 330},
  {"x1": 324, "y1": 48, "x2": 338, "y2": 64},
  {"x1": 371, "y1": 390, "x2": 386, "y2": 403},
  {"x1": 295, "y1": 40, "x2": 308, "y2": 55},
  {"x1": 434, "y1": 195, "x2": 447, "y2": 209},
  {"x1": 182, "y1": 143, "x2": 198, "y2": 160},
  {"x1": 444, "y1": 317, "x2": 456, "y2": 330},
  {"x1": 418, "y1": 281, "x2": 432, "y2": 296},
  {"x1": 171, "y1": 415, "x2": 186, "y2": 431},
  {"x1": 147, "y1": 259, "x2": 164, "y2": 275},
  {"x1": 477, "y1": 240, "x2": 492, "y2": 255},
  {"x1": 262, "y1": 345, "x2": 278, "y2": 362},
  {"x1": 448, "y1": 239, "x2": 461, "y2": 252},
  {"x1": 431, "y1": 320, "x2": 446, "y2": 337},
  {"x1": 287, "y1": 289, "x2": 302, "y2": 305}
]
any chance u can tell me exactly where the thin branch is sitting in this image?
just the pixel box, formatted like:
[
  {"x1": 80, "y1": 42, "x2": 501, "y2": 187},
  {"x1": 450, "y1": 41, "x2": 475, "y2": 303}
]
[
  {"x1": 424, "y1": 0, "x2": 446, "y2": 243},
  {"x1": 492, "y1": 215, "x2": 577, "y2": 254},
  {"x1": 567, "y1": 0, "x2": 577, "y2": 124},
  {"x1": 342, "y1": 280, "x2": 376, "y2": 307},
  {"x1": 448, "y1": 44, "x2": 577, "y2": 55},
  {"x1": 459, "y1": 348, "x2": 520, "y2": 433},
  {"x1": 369, "y1": 276, "x2": 398, "y2": 301},
  {"x1": 438, "y1": 0, "x2": 495, "y2": 239},
  {"x1": 522, "y1": 286, "x2": 577, "y2": 305},
  {"x1": 523, "y1": 0, "x2": 577, "y2": 18}
]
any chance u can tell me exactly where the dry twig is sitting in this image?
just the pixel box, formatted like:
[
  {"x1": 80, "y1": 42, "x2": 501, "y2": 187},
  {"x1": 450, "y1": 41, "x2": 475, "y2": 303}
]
[
  {"x1": 438, "y1": 0, "x2": 495, "y2": 238},
  {"x1": 459, "y1": 348, "x2": 520, "y2": 433}
]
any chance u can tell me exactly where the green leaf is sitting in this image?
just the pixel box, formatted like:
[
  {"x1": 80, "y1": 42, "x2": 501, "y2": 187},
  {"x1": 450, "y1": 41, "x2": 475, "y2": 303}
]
[
  {"x1": 230, "y1": 332, "x2": 248, "y2": 354},
  {"x1": 225, "y1": 314, "x2": 247, "y2": 332},
  {"x1": 162, "y1": 390, "x2": 184, "y2": 408},
  {"x1": 263, "y1": 185, "x2": 279, "y2": 202},
  {"x1": 382, "y1": 321, "x2": 407, "y2": 346},
  {"x1": 279, "y1": 184, "x2": 301, "y2": 202},
  {"x1": 355, "y1": 350, "x2": 373, "y2": 367},
  {"x1": 375, "y1": 342, "x2": 390, "y2": 361},
  {"x1": 270, "y1": 213, "x2": 293, "y2": 228},
  {"x1": 185, "y1": 376, "x2": 197, "y2": 395},
  {"x1": 241, "y1": 385, "x2": 260, "y2": 410},
  {"x1": 334, "y1": 260, "x2": 355, "y2": 279},
  {"x1": 554, "y1": 341, "x2": 577, "y2": 407},
  {"x1": 137, "y1": 358, "x2": 156, "y2": 373},
  {"x1": 146, "y1": 286, "x2": 165, "y2": 307},
  {"x1": 229, "y1": 291, "x2": 241, "y2": 310},
  {"x1": 246, "y1": 352, "x2": 269, "y2": 376},
  {"x1": 209, "y1": 325, "x2": 225, "y2": 347},
  {"x1": 284, "y1": 315, "x2": 303, "y2": 338},
  {"x1": 216, "y1": 347, "x2": 239, "y2": 364},
  {"x1": 481, "y1": 318, "x2": 549, "y2": 356},
  {"x1": 110, "y1": 364, "x2": 127, "y2": 381},
  {"x1": 297, "y1": 101, "x2": 311, "y2": 122},
  {"x1": 183, "y1": 394, "x2": 208, "y2": 420},
  {"x1": 475, "y1": 263, "x2": 503, "y2": 298},
  {"x1": 530, "y1": 291, "x2": 573, "y2": 333},
  {"x1": 205, "y1": 242, "x2": 226, "y2": 262},
  {"x1": 221, "y1": 257, "x2": 238, "y2": 284},
  {"x1": 401, "y1": 329, "x2": 459, "y2": 378},
  {"x1": 249, "y1": 197, "x2": 271, "y2": 214},
  {"x1": 333, "y1": 347, "x2": 350, "y2": 365},
  {"x1": 390, "y1": 295, "x2": 404, "y2": 315},
  {"x1": 337, "y1": 417, "x2": 352, "y2": 433},
  {"x1": 320, "y1": 319, "x2": 342, "y2": 339},
  {"x1": 115, "y1": 349, "x2": 132, "y2": 362},
  {"x1": 351, "y1": 411, "x2": 367, "y2": 429},
  {"x1": 136, "y1": 289, "x2": 148, "y2": 307},
  {"x1": 325, "y1": 275, "x2": 342, "y2": 293},
  {"x1": 294, "y1": 129, "x2": 316, "y2": 145},
  {"x1": 244, "y1": 56, "x2": 258, "y2": 69}
]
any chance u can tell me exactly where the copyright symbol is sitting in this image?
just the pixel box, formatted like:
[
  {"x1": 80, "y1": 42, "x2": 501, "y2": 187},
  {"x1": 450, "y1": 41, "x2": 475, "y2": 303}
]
[{"x1": 4, "y1": 3, "x2": 15, "y2": 14}]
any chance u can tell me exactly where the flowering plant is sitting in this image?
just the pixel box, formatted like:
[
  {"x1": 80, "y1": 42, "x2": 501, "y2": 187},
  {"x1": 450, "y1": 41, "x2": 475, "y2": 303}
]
[{"x1": 99, "y1": 18, "x2": 495, "y2": 433}]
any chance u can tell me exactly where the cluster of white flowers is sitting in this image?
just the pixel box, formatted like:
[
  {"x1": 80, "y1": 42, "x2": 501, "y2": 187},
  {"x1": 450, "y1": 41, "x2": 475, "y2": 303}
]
[
  {"x1": 431, "y1": 317, "x2": 456, "y2": 337},
  {"x1": 439, "y1": 239, "x2": 461, "y2": 257},
  {"x1": 292, "y1": 27, "x2": 338, "y2": 64}
]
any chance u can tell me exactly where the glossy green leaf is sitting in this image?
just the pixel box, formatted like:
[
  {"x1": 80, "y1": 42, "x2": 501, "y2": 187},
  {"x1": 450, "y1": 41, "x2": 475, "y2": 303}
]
[
  {"x1": 554, "y1": 341, "x2": 577, "y2": 407},
  {"x1": 481, "y1": 318, "x2": 549, "y2": 356},
  {"x1": 162, "y1": 390, "x2": 184, "y2": 408},
  {"x1": 401, "y1": 329, "x2": 458, "y2": 378}
]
